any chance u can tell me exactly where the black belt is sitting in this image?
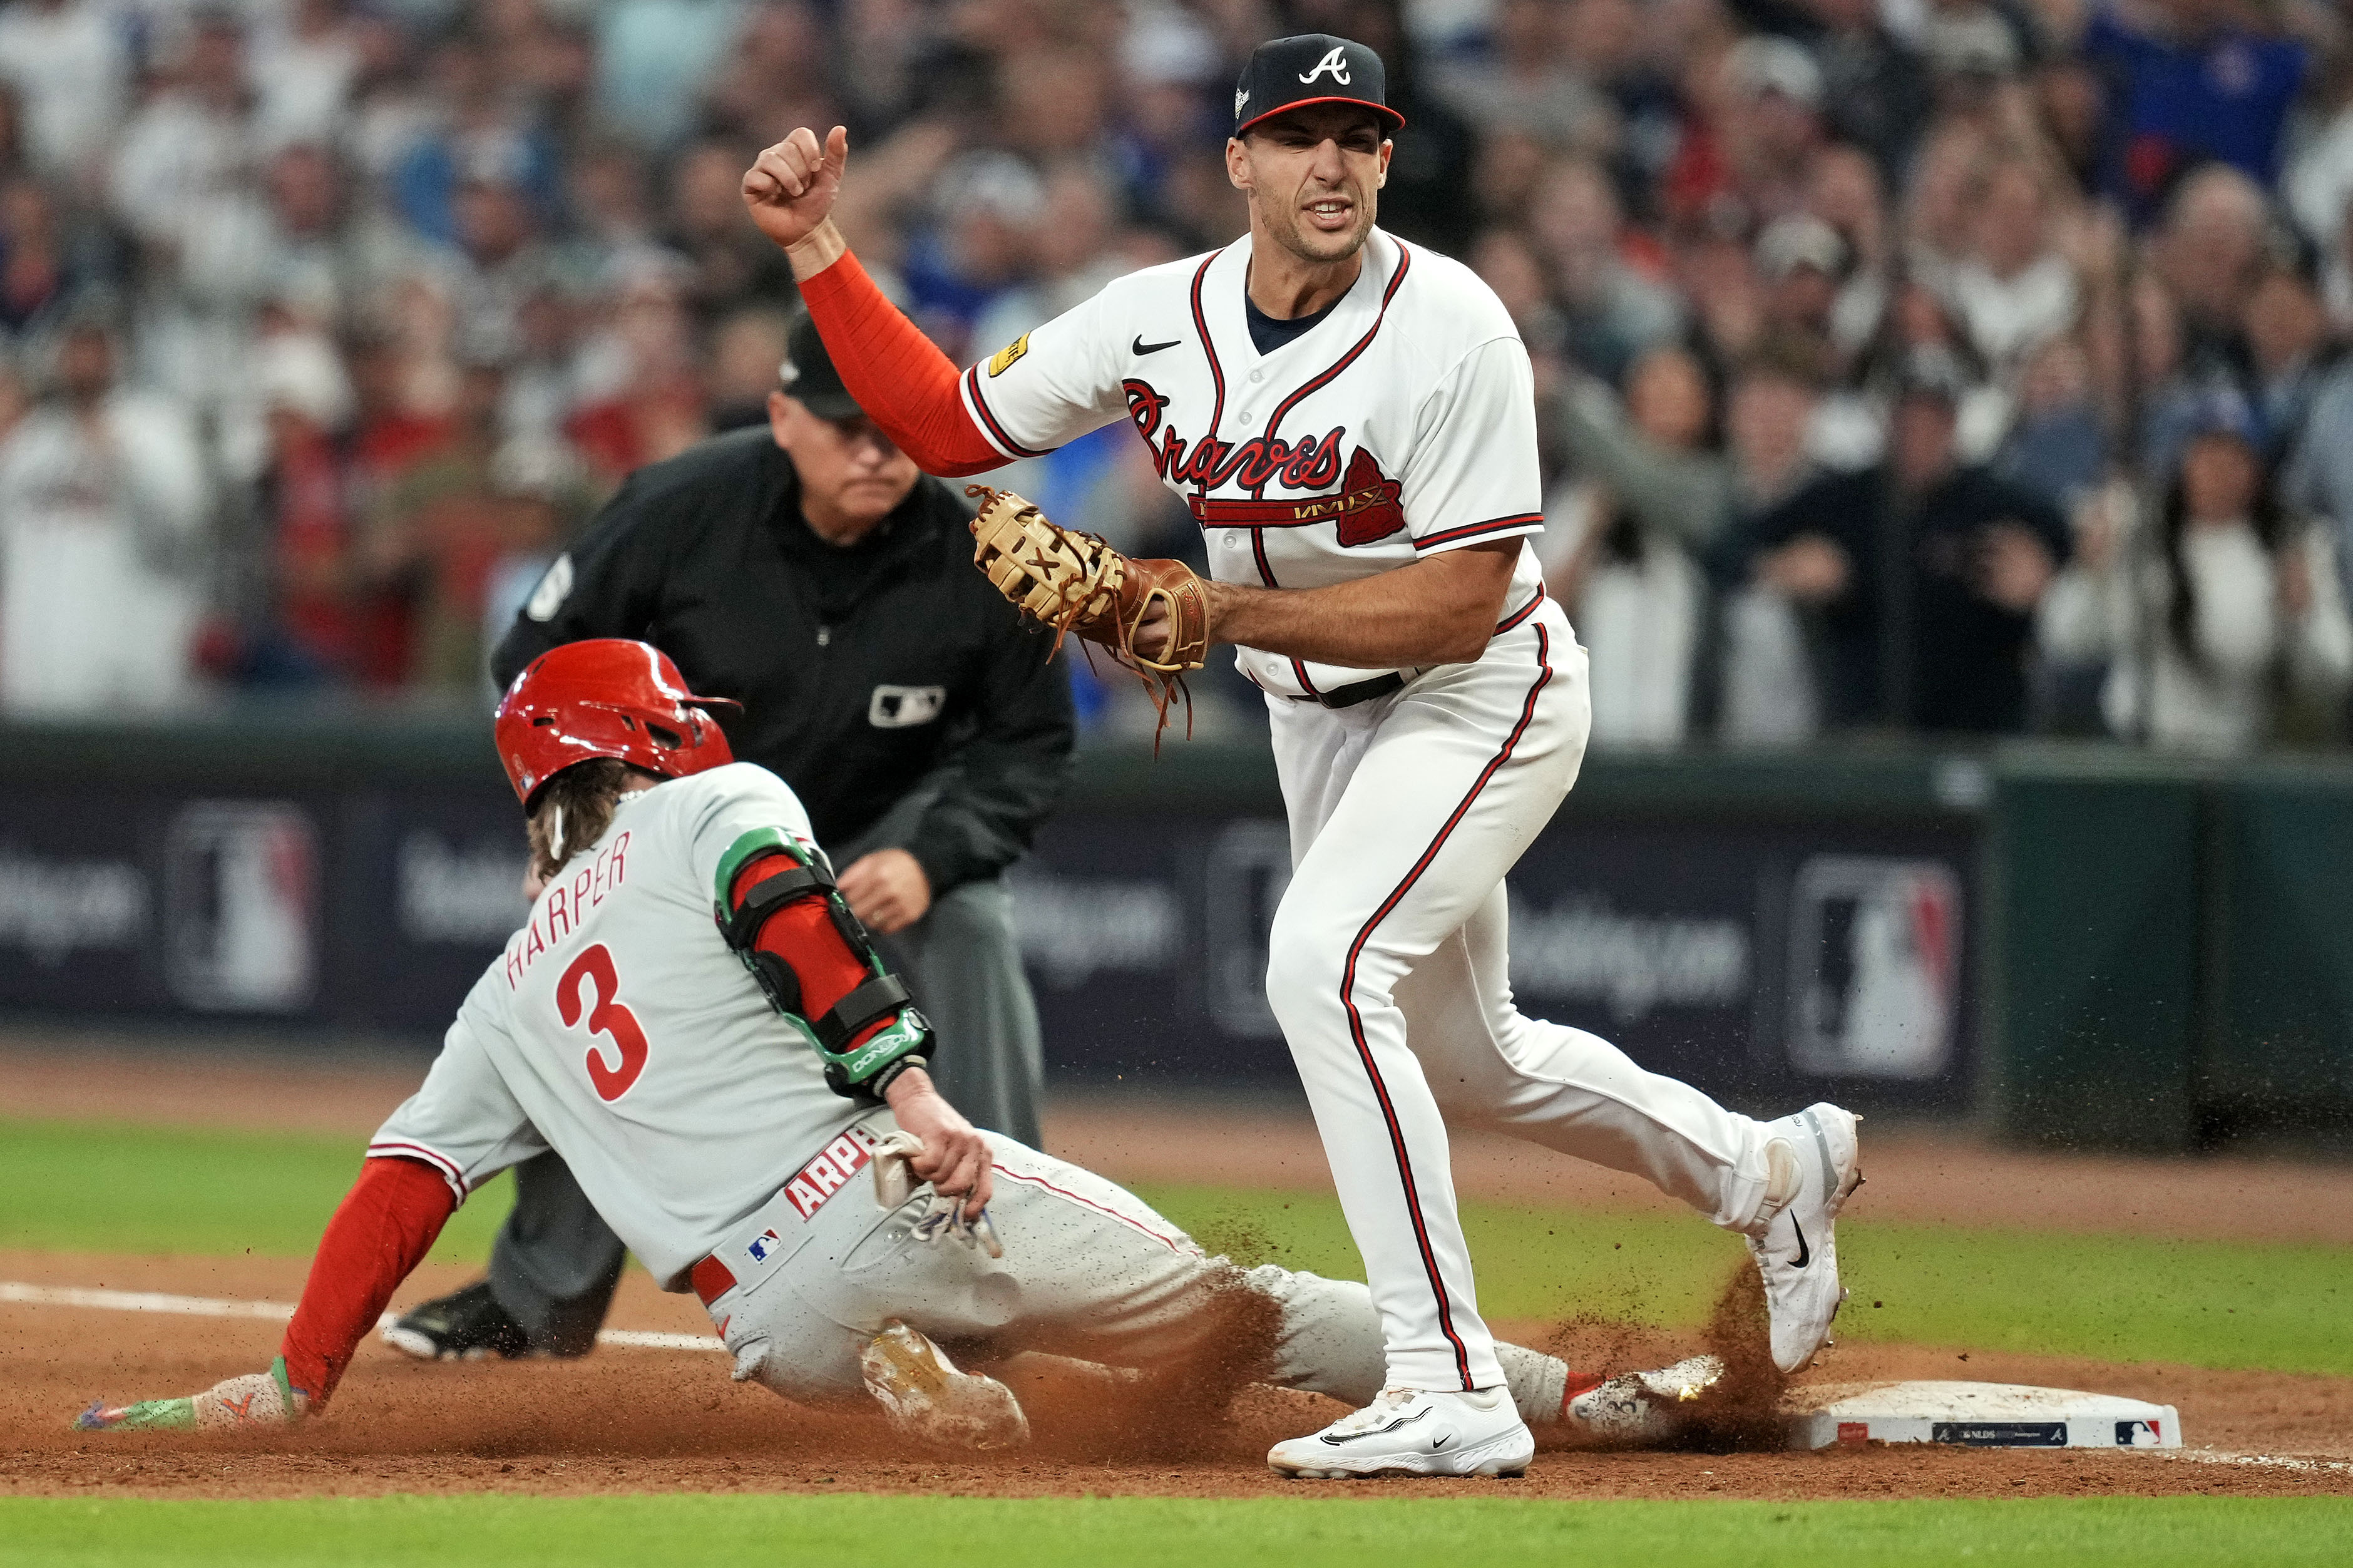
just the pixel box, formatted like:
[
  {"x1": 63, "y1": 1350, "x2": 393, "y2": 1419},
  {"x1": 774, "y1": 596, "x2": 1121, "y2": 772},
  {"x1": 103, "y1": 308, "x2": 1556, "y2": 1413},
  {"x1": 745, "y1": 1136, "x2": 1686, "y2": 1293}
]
[{"x1": 1290, "y1": 672, "x2": 1405, "y2": 709}]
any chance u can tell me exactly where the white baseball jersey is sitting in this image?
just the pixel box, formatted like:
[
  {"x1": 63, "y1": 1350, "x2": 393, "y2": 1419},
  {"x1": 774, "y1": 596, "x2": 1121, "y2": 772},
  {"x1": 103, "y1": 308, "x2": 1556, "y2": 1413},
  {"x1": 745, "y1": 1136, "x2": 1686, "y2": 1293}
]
[
  {"x1": 369, "y1": 763, "x2": 866, "y2": 1288},
  {"x1": 956, "y1": 223, "x2": 1792, "y2": 1401},
  {"x1": 961, "y1": 228, "x2": 1547, "y2": 699}
]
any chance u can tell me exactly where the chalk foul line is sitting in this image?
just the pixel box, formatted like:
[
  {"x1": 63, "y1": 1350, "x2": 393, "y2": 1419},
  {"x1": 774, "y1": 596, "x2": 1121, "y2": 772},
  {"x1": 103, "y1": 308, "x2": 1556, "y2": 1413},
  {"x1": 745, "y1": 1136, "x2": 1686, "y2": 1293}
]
[
  {"x1": 0, "y1": 1280, "x2": 722, "y2": 1353},
  {"x1": 2157, "y1": 1448, "x2": 2353, "y2": 1475}
]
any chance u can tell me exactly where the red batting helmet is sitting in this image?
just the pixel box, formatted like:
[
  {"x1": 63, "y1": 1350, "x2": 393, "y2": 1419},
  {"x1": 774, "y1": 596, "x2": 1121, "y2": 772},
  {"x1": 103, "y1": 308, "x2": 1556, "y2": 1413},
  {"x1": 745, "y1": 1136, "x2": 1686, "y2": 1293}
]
[{"x1": 493, "y1": 640, "x2": 738, "y2": 811}]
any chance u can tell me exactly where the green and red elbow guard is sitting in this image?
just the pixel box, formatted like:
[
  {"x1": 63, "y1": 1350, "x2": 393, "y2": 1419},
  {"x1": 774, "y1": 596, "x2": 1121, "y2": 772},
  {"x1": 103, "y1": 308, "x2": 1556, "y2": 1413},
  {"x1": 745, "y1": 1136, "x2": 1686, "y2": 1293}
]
[{"x1": 715, "y1": 829, "x2": 933, "y2": 1099}]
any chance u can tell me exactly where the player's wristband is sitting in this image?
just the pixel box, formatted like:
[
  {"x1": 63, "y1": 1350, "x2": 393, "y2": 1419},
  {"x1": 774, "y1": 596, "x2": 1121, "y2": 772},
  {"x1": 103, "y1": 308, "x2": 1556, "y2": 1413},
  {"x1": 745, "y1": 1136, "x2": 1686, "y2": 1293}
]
[{"x1": 864, "y1": 1053, "x2": 928, "y2": 1103}]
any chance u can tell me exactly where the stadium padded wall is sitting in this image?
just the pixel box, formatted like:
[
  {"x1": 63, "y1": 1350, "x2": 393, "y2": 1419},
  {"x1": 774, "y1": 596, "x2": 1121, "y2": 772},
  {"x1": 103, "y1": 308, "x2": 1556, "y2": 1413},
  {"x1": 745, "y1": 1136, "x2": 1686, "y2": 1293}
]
[
  {"x1": 2199, "y1": 767, "x2": 2353, "y2": 1144},
  {"x1": 1, "y1": 715, "x2": 2350, "y2": 1148},
  {"x1": 1984, "y1": 760, "x2": 2202, "y2": 1152}
]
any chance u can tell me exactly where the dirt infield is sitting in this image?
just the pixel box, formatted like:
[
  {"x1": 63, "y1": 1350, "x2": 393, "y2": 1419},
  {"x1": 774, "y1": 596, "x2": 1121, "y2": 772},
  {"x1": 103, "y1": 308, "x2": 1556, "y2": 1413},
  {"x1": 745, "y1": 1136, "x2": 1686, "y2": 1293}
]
[
  {"x1": 4, "y1": 1249, "x2": 2351, "y2": 1502},
  {"x1": 6, "y1": 1038, "x2": 2353, "y2": 1500}
]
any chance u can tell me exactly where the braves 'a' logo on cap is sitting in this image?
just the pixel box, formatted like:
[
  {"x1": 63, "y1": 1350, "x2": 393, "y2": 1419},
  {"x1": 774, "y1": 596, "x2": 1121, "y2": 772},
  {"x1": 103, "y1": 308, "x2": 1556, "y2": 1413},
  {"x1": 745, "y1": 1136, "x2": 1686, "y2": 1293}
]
[
  {"x1": 1298, "y1": 45, "x2": 1351, "y2": 85},
  {"x1": 1235, "y1": 87, "x2": 1249, "y2": 117}
]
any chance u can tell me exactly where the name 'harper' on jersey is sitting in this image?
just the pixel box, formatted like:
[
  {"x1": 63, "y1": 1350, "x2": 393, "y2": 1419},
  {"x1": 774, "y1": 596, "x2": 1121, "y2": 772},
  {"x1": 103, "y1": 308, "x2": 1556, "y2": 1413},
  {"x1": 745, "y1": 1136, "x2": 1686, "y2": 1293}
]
[
  {"x1": 956, "y1": 228, "x2": 1549, "y2": 700},
  {"x1": 500, "y1": 831, "x2": 631, "y2": 990}
]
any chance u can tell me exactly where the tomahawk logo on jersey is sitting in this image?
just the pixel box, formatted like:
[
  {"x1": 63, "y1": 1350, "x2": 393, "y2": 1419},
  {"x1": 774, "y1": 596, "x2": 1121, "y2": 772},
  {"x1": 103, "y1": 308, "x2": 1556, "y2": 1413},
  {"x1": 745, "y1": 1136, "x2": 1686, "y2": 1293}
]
[{"x1": 958, "y1": 229, "x2": 1548, "y2": 699}]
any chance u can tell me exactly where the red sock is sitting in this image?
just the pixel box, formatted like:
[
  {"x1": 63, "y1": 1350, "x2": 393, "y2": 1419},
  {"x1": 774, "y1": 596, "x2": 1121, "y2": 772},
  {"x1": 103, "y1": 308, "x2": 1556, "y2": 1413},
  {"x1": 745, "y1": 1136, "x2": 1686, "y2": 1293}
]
[{"x1": 1558, "y1": 1370, "x2": 1607, "y2": 1423}]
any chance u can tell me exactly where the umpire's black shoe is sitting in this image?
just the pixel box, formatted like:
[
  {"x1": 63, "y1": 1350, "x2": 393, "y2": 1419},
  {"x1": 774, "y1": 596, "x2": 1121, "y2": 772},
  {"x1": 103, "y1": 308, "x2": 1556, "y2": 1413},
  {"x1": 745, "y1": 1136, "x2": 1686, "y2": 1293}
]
[{"x1": 381, "y1": 1281, "x2": 534, "y2": 1361}]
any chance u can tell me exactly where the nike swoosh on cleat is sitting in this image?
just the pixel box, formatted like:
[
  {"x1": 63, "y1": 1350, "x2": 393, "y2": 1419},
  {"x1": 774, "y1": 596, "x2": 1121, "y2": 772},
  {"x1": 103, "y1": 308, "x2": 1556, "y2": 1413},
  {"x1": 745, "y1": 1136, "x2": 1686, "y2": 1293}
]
[
  {"x1": 1431, "y1": 1434, "x2": 1452, "y2": 1450},
  {"x1": 1132, "y1": 336, "x2": 1181, "y2": 354},
  {"x1": 1790, "y1": 1215, "x2": 1812, "y2": 1269}
]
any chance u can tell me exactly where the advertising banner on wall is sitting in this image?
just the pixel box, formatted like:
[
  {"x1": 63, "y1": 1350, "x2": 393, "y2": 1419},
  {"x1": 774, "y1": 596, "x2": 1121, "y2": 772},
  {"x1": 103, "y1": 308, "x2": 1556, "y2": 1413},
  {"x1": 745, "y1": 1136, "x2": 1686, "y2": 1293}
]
[
  {"x1": 1007, "y1": 813, "x2": 1975, "y2": 1110},
  {"x1": 0, "y1": 782, "x2": 1974, "y2": 1109}
]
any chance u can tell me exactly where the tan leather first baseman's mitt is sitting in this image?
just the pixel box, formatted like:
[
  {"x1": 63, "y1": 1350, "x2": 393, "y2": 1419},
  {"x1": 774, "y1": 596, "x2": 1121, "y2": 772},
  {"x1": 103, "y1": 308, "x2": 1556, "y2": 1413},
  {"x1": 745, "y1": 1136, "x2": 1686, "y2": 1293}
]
[{"x1": 968, "y1": 485, "x2": 1209, "y2": 739}]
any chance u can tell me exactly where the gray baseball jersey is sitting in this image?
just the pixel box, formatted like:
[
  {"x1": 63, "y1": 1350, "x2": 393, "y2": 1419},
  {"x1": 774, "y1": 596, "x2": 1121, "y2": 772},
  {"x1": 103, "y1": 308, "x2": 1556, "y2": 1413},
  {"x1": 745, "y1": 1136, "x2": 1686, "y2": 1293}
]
[{"x1": 369, "y1": 762, "x2": 866, "y2": 1287}]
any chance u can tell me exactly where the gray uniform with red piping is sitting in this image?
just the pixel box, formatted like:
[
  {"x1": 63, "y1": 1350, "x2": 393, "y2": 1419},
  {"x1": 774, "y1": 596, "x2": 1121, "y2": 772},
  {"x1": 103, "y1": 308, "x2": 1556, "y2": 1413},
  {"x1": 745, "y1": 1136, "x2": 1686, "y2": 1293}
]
[{"x1": 368, "y1": 761, "x2": 1400, "y2": 1405}]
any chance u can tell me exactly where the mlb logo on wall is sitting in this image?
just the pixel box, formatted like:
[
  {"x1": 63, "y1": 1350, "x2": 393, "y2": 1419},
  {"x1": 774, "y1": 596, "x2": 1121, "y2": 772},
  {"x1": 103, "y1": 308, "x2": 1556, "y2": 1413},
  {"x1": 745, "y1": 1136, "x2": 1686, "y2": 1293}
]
[
  {"x1": 1787, "y1": 856, "x2": 1961, "y2": 1079},
  {"x1": 162, "y1": 802, "x2": 319, "y2": 1013}
]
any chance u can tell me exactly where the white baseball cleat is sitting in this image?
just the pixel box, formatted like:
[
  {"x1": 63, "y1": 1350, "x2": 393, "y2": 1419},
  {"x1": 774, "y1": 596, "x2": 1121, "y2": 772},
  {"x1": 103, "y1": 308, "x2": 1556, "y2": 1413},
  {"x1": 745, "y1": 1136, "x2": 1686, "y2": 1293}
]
[
  {"x1": 1268, "y1": 1386, "x2": 1535, "y2": 1479},
  {"x1": 1564, "y1": 1354, "x2": 1726, "y2": 1447},
  {"x1": 858, "y1": 1320, "x2": 1030, "y2": 1450},
  {"x1": 1746, "y1": 1103, "x2": 1864, "y2": 1373}
]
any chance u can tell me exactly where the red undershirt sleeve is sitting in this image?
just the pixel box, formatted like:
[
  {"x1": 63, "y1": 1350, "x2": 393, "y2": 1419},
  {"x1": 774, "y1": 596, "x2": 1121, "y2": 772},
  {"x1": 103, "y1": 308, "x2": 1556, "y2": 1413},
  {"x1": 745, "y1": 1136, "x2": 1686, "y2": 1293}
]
[
  {"x1": 279, "y1": 1156, "x2": 457, "y2": 1409},
  {"x1": 796, "y1": 253, "x2": 1007, "y2": 477}
]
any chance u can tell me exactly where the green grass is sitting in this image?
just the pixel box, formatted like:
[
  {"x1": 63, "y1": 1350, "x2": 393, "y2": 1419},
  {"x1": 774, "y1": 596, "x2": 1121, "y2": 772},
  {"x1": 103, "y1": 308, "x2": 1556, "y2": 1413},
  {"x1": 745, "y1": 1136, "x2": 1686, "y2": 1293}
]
[
  {"x1": 6, "y1": 1120, "x2": 2349, "y2": 1376},
  {"x1": 1138, "y1": 1184, "x2": 2353, "y2": 1378},
  {"x1": 0, "y1": 1119, "x2": 513, "y2": 1267},
  {"x1": 4, "y1": 1495, "x2": 2350, "y2": 1567}
]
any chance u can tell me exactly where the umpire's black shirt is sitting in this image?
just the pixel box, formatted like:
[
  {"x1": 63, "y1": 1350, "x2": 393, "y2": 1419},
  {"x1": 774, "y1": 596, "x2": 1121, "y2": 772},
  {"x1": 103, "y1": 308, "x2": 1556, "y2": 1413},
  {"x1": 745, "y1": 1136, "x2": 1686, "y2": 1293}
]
[{"x1": 493, "y1": 428, "x2": 1074, "y2": 894}]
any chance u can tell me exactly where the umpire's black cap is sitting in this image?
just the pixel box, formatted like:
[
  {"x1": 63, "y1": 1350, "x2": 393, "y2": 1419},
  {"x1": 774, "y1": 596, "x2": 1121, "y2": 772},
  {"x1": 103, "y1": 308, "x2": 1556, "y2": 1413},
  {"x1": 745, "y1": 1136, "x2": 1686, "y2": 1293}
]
[
  {"x1": 1232, "y1": 34, "x2": 1405, "y2": 140},
  {"x1": 779, "y1": 311, "x2": 862, "y2": 421}
]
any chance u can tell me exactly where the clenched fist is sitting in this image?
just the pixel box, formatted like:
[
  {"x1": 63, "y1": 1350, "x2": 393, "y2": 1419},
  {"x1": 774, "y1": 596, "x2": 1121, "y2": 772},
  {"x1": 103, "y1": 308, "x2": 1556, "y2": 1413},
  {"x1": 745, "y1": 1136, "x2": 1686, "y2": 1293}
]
[{"x1": 742, "y1": 126, "x2": 850, "y2": 271}]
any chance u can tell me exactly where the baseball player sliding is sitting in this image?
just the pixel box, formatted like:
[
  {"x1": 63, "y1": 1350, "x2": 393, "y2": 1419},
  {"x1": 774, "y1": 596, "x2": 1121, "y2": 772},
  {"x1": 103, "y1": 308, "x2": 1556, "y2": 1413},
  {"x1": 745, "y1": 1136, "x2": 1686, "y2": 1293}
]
[
  {"x1": 76, "y1": 639, "x2": 1722, "y2": 1458},
  {"x1": 740, "y1": 32, "x2": 1863, "y2": 1480}
]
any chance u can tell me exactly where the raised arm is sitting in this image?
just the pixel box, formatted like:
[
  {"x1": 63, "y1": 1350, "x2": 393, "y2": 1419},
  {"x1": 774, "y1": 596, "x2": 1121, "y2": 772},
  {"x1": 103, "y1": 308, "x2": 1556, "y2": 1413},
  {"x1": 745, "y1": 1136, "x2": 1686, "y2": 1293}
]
[{"x1": 741, "y1": 128, "x2": 1003, "y2": 477}]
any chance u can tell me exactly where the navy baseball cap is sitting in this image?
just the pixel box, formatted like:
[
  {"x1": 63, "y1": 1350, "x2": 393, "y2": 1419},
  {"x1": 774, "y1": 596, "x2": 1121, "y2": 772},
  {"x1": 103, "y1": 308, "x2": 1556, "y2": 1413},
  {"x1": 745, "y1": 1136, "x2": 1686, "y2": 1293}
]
[
  {"x1": 1233, "y1": 34, "x2": 1405, "y2": 140},
  {"x1": 779, "y1": 310, "x2": 861, "y2": 421}
]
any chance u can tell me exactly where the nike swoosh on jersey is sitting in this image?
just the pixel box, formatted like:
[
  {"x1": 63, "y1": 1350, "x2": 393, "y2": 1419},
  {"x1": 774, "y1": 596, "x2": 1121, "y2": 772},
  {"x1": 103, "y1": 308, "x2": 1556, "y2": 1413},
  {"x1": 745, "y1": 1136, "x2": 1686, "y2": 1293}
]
[{"x1": 1132, "y1": 336, "x2": 1182, "y2": 354}]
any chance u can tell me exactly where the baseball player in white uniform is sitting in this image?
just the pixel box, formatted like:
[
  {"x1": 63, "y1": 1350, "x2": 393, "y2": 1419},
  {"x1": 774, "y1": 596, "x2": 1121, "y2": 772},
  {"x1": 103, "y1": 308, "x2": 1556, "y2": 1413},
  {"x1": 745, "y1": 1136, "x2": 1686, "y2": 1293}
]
[
  {"x1": 740, "y1": 33, "x2": 1863, "y2": 1479},
  {"x1": 74, "y1": 638, "x2": 1722, "y2": 1457}
]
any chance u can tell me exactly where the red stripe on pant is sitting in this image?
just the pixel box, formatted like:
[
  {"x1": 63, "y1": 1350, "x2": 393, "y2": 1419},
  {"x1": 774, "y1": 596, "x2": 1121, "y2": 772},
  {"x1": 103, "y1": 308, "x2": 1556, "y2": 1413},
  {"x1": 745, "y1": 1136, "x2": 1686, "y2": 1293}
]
[{"x1": 1333, "y1": 623, "x2": 1554, "y2": 1389}]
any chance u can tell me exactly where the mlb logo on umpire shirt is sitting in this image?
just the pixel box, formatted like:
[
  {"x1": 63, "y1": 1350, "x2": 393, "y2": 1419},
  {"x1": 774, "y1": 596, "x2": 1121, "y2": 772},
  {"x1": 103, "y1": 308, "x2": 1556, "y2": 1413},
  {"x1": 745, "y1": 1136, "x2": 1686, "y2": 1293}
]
[{"x1": 869, "y1": 685, "x2": 946, "y2": 728}]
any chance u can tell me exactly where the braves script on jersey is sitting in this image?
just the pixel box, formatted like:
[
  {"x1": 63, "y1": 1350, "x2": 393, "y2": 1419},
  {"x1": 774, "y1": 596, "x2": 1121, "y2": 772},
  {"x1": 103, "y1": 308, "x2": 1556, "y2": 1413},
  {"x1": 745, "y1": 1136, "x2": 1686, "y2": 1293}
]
[
  {"x1": 371, "y1": 764, "x2": 869, "y2": 1286},
  {"x1": 959, "y1": 229, "x2": 1546, "y2": 698}
]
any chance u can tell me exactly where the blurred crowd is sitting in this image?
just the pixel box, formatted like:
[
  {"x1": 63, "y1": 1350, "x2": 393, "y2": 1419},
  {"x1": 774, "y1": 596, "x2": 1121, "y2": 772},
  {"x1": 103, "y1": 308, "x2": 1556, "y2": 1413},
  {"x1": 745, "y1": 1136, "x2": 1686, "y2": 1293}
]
[{"x1": 4, "y1": 0, "x2": 2353, "y2": 756}]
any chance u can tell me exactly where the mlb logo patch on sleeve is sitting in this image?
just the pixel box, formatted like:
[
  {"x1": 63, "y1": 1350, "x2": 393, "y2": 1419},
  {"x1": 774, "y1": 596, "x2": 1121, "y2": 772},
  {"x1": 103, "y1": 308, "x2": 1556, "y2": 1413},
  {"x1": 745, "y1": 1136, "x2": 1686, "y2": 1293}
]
[{"x1": 869, "y1": 685, "x2": 946, "y2": 728}]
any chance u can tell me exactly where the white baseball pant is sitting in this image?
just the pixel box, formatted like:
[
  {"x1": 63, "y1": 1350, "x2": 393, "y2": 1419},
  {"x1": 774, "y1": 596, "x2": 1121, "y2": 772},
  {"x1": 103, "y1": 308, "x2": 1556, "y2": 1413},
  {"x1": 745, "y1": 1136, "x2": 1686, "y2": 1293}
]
[{"x1": 1264, "y1": 600, "x2": 1776, "y2": 1392}]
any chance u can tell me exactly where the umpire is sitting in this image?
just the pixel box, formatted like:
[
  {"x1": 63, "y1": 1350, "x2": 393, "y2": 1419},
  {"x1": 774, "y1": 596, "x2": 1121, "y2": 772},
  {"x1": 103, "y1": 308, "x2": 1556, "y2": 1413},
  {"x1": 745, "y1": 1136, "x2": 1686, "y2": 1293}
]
[{"x1": 386, "y1": 314, "x2": 1074, "y2": 1360}]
